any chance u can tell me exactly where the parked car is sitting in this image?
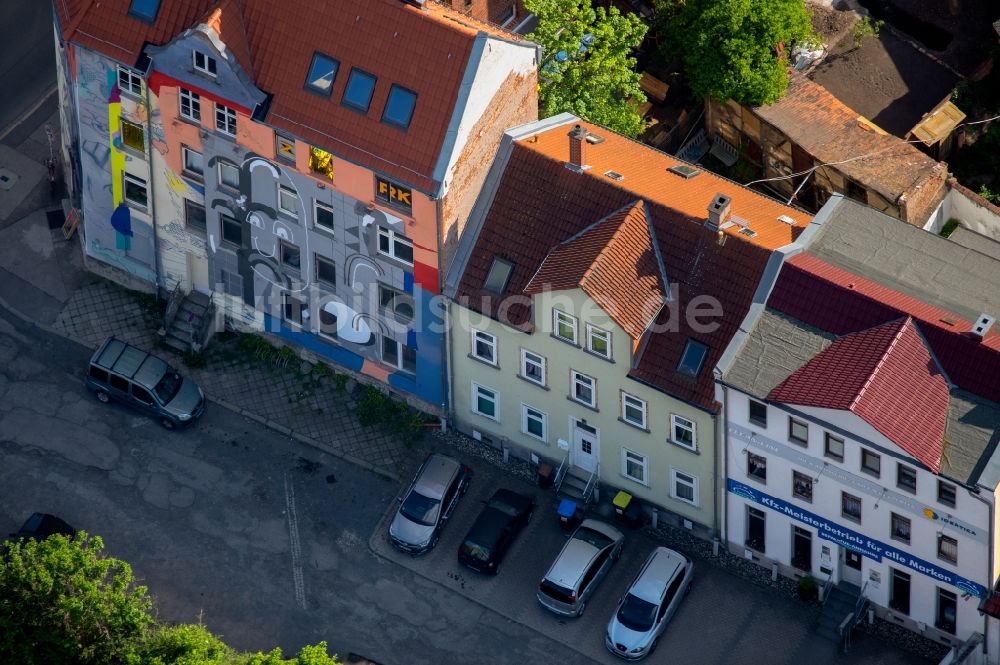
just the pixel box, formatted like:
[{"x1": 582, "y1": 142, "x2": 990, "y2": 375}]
[
  {"x1": 458, "y1": 488, "x2": 534, "y2": 574},
  {"x1": 85, "y1": 337, "x2": 205, "y2": 429},
  {"x1": 389, "y1": 453, "x2": 471, "y2": 554},
  {"x1": 8, "y1": 513, "x2": 75, "y2": 542},
  {"x1": 605, "y1": 546, "x2": 693, "y2": 660},
  {"x1": 537, "y1": 518, "x2": 624, "y2": 617}
]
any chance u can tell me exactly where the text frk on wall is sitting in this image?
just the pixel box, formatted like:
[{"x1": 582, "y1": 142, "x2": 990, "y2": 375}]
[{"x1": 376, "y1": 175, "x2": 412, "y2": 211}]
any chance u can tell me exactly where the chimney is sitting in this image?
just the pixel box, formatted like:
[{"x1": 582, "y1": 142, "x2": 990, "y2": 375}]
[
  {"x1": 969, "y1": 313, "x2": 996, "y2": 341},
  {"x1": 706, "y1": 192, "x2": 732, "y2": 230},
  {"x1": 566, "y1": 124, "x2": 591, "y2": 173},
  {"x1": 400, "y1": 0, "x2": 426, "y2": 7}
]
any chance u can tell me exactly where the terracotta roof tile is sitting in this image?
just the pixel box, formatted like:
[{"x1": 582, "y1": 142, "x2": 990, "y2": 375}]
[{"x1": 768, "y1": 317, "x2": 949, "y2": 471}]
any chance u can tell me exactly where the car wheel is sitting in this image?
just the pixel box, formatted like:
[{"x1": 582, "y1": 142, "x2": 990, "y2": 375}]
[
  {"x1": 159, "y1": 417, "x2": 176, "y2": 430},
  {"x1": 576, "y1": 601, "x2": 586, "y2": 617},
  {"x1": 651, "y1": 637, "x2": 660, "y2": 653},
  {"x1": 96, "y1": 391, "x2": 110, "y2": 404}
]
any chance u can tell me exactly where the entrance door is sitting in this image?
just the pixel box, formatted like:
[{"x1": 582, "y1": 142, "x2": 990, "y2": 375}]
[
  {"x1": 791, "y1": 527, "x2": 812, "y2": 571},
  {"x1": 841, "y1": 548, "x2": 863, "y2": 586},
  {"x1": 572, "y1": 421, "x2": 599, "y2": 474},
  {"x1": 187, "y1": 254, "x2": 210, "y2": 294}
]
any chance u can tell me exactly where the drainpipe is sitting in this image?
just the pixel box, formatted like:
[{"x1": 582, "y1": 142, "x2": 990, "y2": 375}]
[
  {"x1": 433, "y1": 192, "x2": 451, "y2": 426},
  {"x1": 970, "y1": 488, "x2": 994, "y2": 660},
  {"x1": 719, "y1": 384, "x2": 729, "y2": 544},
  {"x1": 443, "y1": 298, "x2": 454, "y2": 431},
  {"x1": 142, "y1": 74, "x2": 162, "y2": 295}
]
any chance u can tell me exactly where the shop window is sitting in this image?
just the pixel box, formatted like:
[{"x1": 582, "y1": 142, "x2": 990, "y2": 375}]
[
  {"x1": 747, "y1": 452, "x2": 767, "y2": 483},
  {"x1": 746, "y1": 507, "x2": 765, "y2": 552},
  {"x1": 936, "y1": 589, "x2": 957, "y2": 634}
]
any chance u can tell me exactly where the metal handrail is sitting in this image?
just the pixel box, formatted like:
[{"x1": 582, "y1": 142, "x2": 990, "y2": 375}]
[
  {"x1": 840, "y1": 581, "x2": 869, "y2": 654},
  {"x1": 582, "y1": 463, "x2": 600, "y2": 504},
  {"x1": 192, "y1": 291, "x2": 216, "y2": 351},
  {"x1": 161, "y1": 281, "x2": 184, "y2": 334},
  {"x1": 554, "y1": 454, "x2": 568, "y2": 493},
  {"x1": 821, "y1": 575, "x2": 835, "y2": 605}
]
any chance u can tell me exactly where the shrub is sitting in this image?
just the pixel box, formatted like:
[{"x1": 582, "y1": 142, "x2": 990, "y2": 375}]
[{"x1": 796, "y1": 574, "x2": 818, "y2": 602}]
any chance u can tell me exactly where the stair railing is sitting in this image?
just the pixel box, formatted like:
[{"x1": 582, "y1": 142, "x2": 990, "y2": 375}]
[
  {"x1": 554, "y1": 454, "x2": 569, "y2": 493},
  {"x1": 820, "y1": 574, "x2": 835, "y2": 606},
  {"x1": 840, "y1": 581, "x2": 869, "y2": 653},
  {"x1": 582, "y1": 463, "x2": 600, "y2": 504},
  {"x1": 192, "y1": 291, "x2": 216, "y2": 352},
  {"x1": 160, "y1": 281, "x2": 185, "y2": 336}
]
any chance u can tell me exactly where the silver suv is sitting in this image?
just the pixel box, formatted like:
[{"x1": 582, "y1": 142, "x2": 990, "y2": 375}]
[
  {"x1": 605, "y1": 546, "x2": 693, "y2": 660},
  {"x1": 537, "y1": 518, "x2": 624, "y2": 617},
  {"x1": 389, "y1": 453, "x2": 471, "y2": 554}
]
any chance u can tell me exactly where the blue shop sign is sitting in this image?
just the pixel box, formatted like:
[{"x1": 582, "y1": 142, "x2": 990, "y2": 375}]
[{"x1": 728, "y1": 479, "x2": 987, "y2": 598}]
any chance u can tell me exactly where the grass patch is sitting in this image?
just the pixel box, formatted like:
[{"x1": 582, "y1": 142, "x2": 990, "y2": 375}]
[
  {"x1": 355, "y1": 385, "x2": 426, "y2": 441},
  {"x1": 939, "y1": 218, "x2": 961, "y2": 238}
]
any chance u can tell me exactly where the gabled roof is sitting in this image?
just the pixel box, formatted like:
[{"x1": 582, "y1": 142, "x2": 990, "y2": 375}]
[
  {"x1": 524, "y1": 200, "x2": 668, "y2": 340},
  {"x1": 768, "y1": 317, "x2": 950, "y2": 472}
]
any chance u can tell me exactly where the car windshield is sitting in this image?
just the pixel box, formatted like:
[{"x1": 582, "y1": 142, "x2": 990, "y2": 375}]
[
  {"x1": 400, "y1": 491, "x2": 440, "y2": 526},
  {"x1": 617, "y1": 593, "x2": 658, "y2": 632},
  {"x1": 573, "y1": 526, "x2": 613, "y2": 550},
  {"x1": 488, "y1": 497, "x2": 519, "y2": 519},
  {"x1": 153, "y1": 370, "x2": 183, "y2": 403},
  {"x1": 461, "y1": 540, "x2": 491, "y2": 562}
]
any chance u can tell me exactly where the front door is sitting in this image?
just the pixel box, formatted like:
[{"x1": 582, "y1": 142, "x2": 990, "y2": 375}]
[
  {"x1": 572, "y1": 421, "x2": 599, "y2": 474},
  {"x1": 841, "y1": 548, "x2": 863, "y2": 586},
  {"x1": 188, "y1": 254, "x2": 210, "y2": 294}
]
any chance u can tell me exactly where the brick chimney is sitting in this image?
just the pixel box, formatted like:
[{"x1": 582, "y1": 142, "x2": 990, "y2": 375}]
[
  {"x1": 566, "y1": 124, "x2": 591, "y2": 173},
  {"x1": 706, "y1": 192, "x2": 732, "y2": 230}
]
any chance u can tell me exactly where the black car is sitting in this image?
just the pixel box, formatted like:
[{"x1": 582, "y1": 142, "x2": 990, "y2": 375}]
[
  {"x1": 458, "y1": 488, "x2": 534, "y2": 574},
  {"x1": 9, "y1": 513, "x2": 75, "y2": 542}
]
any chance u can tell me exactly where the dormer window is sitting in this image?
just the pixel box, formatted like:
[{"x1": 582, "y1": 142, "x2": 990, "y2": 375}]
[
  {"x1": 382, "y1": 85, "x2": 417, "y2": 130},
  {"x1": 677, "y1": 339, "x2": 708, "y2": 376},
  {"x1": 342, "y1": 68, "x2": 377, "y2": 113},
  {"x1": 193, "y1": 51, "x2": 217, "y2": 77},
  {"x1": 128, "y1": 0, "x2": 161, "y2": 23}
]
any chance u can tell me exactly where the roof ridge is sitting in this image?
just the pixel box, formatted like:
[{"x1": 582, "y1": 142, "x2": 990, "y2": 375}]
[{"x1": 849, "y1": 316, "x2": 910, "y2": 412}]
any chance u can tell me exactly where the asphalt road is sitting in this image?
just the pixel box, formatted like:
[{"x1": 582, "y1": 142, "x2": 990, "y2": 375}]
[{"x1": 0, "y1": 0, "x2": 56, "y2": 142}]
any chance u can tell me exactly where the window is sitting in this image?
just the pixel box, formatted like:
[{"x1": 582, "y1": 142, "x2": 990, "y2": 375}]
[
  {"x1": 483, "y1": 257, "x2": 514, "y2": 294},
  {"x1": 788, "y1": 418, "x2": 808, "y2": 446},
  {"x1": 184, "y1": 200, "x2": 206, "y2": 234},
  {"x1": 897, "y1": 464, "x2": 917, "y2": 493},
  {"x1": 314, "y1": 200, "x2": 334, "y2": 232},
  {"x1": 309, "y1": 146, "x2": 335, "y2": 180},
  {"x1": 121, "y1": 119, "x2": 144, "y2": 152},
  {"x1": 671, "y1": 469, "x2": 698, "y2": 506},
  {"x1": 215, "y1": 103, "x2": 237, "y2": 136},
  {"x1": 382, "y1": 337, "x2": 416, "y2": 373},
  {"x1": 132, "y1": 385, "x2": 155, "y2": 405},
  {"x1": 622, "y1": 449, "x2": 647, "y2": 485},
  {"x1": 842, "y1": 492, "x2": 862, "y2": 523},
  {"x1": 378, "y1": 285, "x2": 415, "y2": 321},
  {"x1": 275, "y1": 134, "x2": 296, "y2": 162},
  {"x1": 936, "y1": 589, "x2": 957, "y2": 634},
  {"x1": 670, "y1": 414, "x2": 696, "y2": 450},
  {"x1": 221, "y1": 214, "x2": 242, "y2": 246},
  {"x1": 553, "y1": 309, "x2": 577, "y2": 344},
  {"x1": 193, "y1": 51, "x2": 217, "y2": 76},
  {"x1": 342, "y1": 68, "x2": 377, "y2": 112},
  {"x1": 499, "y1": 3, "x2": 516, "y2": 26},
  {"x1": 890, "y1": 569, "x2": 911, "y2": 615},
  {"x1": 824, "y1": 433, "x2": 845, "y2": 462},
  {"x1": 747, "y1": 453, "x2": 767, "y2": 483},
  {"x1": 746, "y1": 506, "x2": 765, "y2": 552},
  {"x1": 472, "y1": 383, "x2": 498, "y2": 420},
  {"x1": 938, "y1": 534, "x2": 958, "y2": 564},
  {"x1": 792, "y1": 470, "x2": 812, "y2": 502},
  {"x1": 182, "y1": 146, "x2": 203, "y2": 176},
  {"x1": 375, "y1": 175, "x2": 412, "y2": 211},
  {"x1": 278, "y1": 185, "x2": 298, "y2": 217},
  {"x1": 88, "y1": 366, "x2": 109, "y2": 383},
  {"x1": 315, "y1": 255, "x2": 336, "y2": 287},
  {"x1": 748, "y1": 400, "x2": 767, "y2": 427},
  {"x1": 129, "y1": 0, "x2": 161, "y2": 22},
  {"x1": 471, "y1": 330, "x2": 497, "y2": 365},
  {"x1": 570, "y1": 371, "x2": 596, "y2": 408},
  {"x1": 677, "y1": 339, "x2": 708, "y2": 376},
  {"x1": 520, "y1": 349, "x2": 545, "y2": 385},
  {"x1": 219, "y1": 269, "x2": 241, "y2": 297},
  {"x1": 117, "y1": 66, "x2": 142, "y2": 95},
  {"x1": 890, "y1": 513, "x2": 911, "y2": 544},
  {"x1": 381, "y1": 84, "x2": 417, "y2": 129},
  {"x1": 304, "y1": 53, "x2": 339, "y2": 95},
  {"x1": 586, "y1": 324, "x2": 611, "y2": 359},
  {"x1": 282, "y1": 295, "x2": 307, "y2": 327},
  {"x1": 109, "y1": 374, "x2": 129, "y2": 392},
  {"x1": 791, "y1": 526, "x2": 812, "y2": 571},
  {"x1": 861, "y1": 449, "x2": 881, "y2": 477},
  {"x1": 521, "y1": 404, "x2": 546, "y2": 441},
  {"x1": 218, "y1": 162, "x2": 239, "y2": 189},
  {"x1": 279, "y1": 241, "x2": 300, "y2": 271},
  {"x1": 179, "y1": 88, "x2": 200, "y2": 122},
  {"x1": 620, "y1": 392, "x2": 647, "y2": 429},
  {"x1": 123, "y1": 173, "x2": 148, "y2": 209},
  {"x1": 376, "y1": 227, "x2": 414, "y2": 265},
  {"x1": 318, "y1": 305, "x2": 337, "y2": 340},
  {"x1": 938, "y1": 480, "x2": 957, "y2": 508}
]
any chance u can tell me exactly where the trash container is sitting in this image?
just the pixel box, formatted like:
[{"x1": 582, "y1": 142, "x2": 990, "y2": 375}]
[
  {"x1": 558, "y1": 498, "x2": 581, "y2": 531},
  {"x1": 537, "y1": 463, "x2": 555, "y2": 490},
  {"x1": 613, "y1": 490, "x2": 632, "y2": 520}
]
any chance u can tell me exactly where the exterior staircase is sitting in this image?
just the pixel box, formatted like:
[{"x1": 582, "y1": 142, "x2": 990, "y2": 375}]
[
  {"x1": 554, "y1": 460, "x2": 599, "y2": 507},
  {"x1": 817, "y1": 581, "x2": 863, "y2": 646},
  {"x1": 163, "y1": 290, "x2": 211, "y2": 353}
]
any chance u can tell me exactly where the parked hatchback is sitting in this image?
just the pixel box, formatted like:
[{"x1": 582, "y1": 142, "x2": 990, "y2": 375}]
[
  {"x1": 458, "y1": 488, "x2": 534, "y2": 574},
  {"x1": 85, "y1": 337, "x2": 205, "y2": 429},
  {"x1": 605, "y1": 546, "x2": 693, "y2": 660},
  {"x1": 389, "y1": 453, "x2": 471, "y2": 554},
  {"x1": 537, "y1": 518, "x2": 624, "y2": 617},
  {"x1": 8, "y1": 513, "x2": 75, "y2": 542}
]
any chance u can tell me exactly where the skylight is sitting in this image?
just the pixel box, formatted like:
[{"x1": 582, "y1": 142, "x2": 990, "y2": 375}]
[
  {"x1": 305, "y1": 53, "x2": 339, "y2": 96},
  {"x1": 483, "y1": 257, "x2": 514, "y2": 294},
  {"x1": 382, "y1": 85, "x2": 418, "y2": 130},
  {"x1": 677, "y1": 339, "x2": 708, "y2": 376},
  {"x1": 342, "y1": 68, "x2": 377, "y2": 113},
  {"x1": 128, "y1": 0, "x2": 161, "y2": 22},
  {"x1": 668, "y1": 164, "x2": 700, "y2": 179}
]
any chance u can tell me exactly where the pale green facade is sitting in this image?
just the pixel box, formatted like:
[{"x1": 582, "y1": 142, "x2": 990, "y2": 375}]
[{"x1": 449, "y1": 287, "x2": 720, "y2": 532}]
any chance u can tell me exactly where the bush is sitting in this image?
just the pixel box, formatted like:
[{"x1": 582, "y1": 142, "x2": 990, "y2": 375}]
[
  {"x1": 796, "y1": 574, "x2": 818, "y2": 602},
  {"x1": 182, "y1": 349, "x2": 208, "y2": 368},
  {"x1": 354, "y1": 385, "x2": 425, "y2": 439}
]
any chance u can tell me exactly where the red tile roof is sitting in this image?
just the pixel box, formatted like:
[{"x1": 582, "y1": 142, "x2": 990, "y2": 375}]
[
  {"x1": 524, "y1": 200, "x2": 667, "y2": 340},
  {"x1": 768, "y1": 317, "x2": 949, "y2": 471}
]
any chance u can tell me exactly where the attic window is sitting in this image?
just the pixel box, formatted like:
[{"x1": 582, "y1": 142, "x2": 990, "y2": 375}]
[
  {"x1": 193, "y1": 51, "x2": 217, "y2": 77},
  {"x1": 128, "y1": 0, "x2": 161, "y2": 22},
  {"x1": 677, "y1": 339, "x2": 708, "y2": 376},
  {"x1": 668, "y1": 164, "x2": 700, "y2": 179},
  {"x1": 739, "y1": 227, "x2": 758, "y2": 238},
  {"x1": 603, "y1": 170, "x2": 624, "y2": 181},
  {"x1": 305, "y1": 53, "x2": 339, "y2": 96},
  {"x1": 342, "y1": 68, "x2": 377, "y2": 113},
  {"x1": 585, "y1": 133, "x2": 605, "y2": 144},
  {"x1": 483, "y1": 257, "x2": 514, "y2": 294},
  {"x1": 382, "y1": 85, "x2": 417, "y2": 130},
  {"x1": 777, "y1": 214, "x2": 796, "y2": 225}
]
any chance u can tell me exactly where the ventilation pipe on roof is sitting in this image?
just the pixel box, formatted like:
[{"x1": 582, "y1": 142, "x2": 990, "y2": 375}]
[
  {"x1": 969, "y1": 313, "x2": 996, "y2": 342},
  {"x1": 706, "y1": 193, "x2": 732, "y2": 231},
  {"x1": 566, "y1": 124, "x2": 591, "y2": 173}
]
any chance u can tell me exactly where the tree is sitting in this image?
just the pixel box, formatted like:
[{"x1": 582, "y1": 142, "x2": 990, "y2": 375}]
[
  {"x1": 654, "y1": 0, "x2": 816, "y2": 106},
  {"x1": 526, "y1": 0, "x2": 649, "y2": 137}
]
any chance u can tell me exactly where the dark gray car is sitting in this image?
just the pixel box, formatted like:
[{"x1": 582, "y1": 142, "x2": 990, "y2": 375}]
[{"x1": 389, "y1": 453, "x2": 471, "y2": 554}]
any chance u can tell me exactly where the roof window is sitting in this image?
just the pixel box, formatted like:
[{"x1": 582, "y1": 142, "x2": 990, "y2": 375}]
[
  {"x1": 128, "y1": 0, "x2": 161, "y2": 22},
  {"x1": 483, "y1": 257, "x2": 514, "y2": 294},
  {"x1": 342, "y1": 68, "x2": 377, "y2": 113},
  {"x1": 382, "y1": 85, "x2": 417, "y2": 130},
  {"x1": 305, "y1": 53, "x2": 339, "y2": 96},
  {"x1": 668, "y1": 164, "x2": 700, "y2": 179},
  {"x1": 193, "y1": 51, "x2": 217, "y2": 77},
  {"x1": 603, "y1": 170, "x2": 624, "y2": 181},
  {"x1": 677, "y1": 339, "x2": 708, "y2": 376}
]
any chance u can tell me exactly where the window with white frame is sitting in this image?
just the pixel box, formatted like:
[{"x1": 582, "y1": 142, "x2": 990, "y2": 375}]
[
  {"x1": 670, "y1": 414, "x2": 696, "y2": 450},
  {"x1": 520, "y1": 349, "x2": 545, "y2": 386},
  {"x1": 218, "y1": 161, "x2": 239, "y2": 189},
  {"x1": 123, "y1": 173, "x2": 148, "y2": 209},
  {"x1": 471, "y1": 330, "x2": 497, "y2": 365},
  {"x1": 553, "y1": 309, "x2": 578, "y2": 344},
  {"x1": 378, "y1": 285, "x2": 414, "y2": 321},
  {"x1": 381, "y1": 336, "x2": 416, "y2": 373},
  {"x1": 117, "y1": 66, "x2": 142, "y2": 96},
  {"x1": 586, "y1": 324, "x2": 611, "y2": 359},
  {"x1": 314, "y1": 200, "x2": 334, "y2": 231},
  {"x1": 521, "y1": 404, "x2": 547, "y2": 442},
  {"x1": 570, "y1": 370, "x2": 596, "y2": 408},
  {"x1": 121, "y1": 120, "x2": 145, "y2": 152},
  {"x1": 278, "y1": 185, "x2": 298, "y2": 217},
  {"x1": 377, "y1": 226, "x2": 414, "y2": 265},
  {"x1": 621, "y1": 392, "x2": 647, "y2": 429},
  {"x1": 179, "y1": 88, "x2": 201, "y2": 122},
  {"x1": 472, "y1": 383, "x2": 498, "y2": 421},
  {"x1": 215, "y1": 103, "x2": 237, "y2": 136},
  {"x1": 193, "y1": 51, "x2": 217, "y2": 76},
  {"x1": 622, "y1": 449, "x2": 647, "y2": 485},
  {"x1": 181, "y1": 146, "x2": 203, "y2": 177},
  {"x1": 671, "y1": 468, "x2": 698, "y2": 506}
]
